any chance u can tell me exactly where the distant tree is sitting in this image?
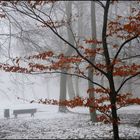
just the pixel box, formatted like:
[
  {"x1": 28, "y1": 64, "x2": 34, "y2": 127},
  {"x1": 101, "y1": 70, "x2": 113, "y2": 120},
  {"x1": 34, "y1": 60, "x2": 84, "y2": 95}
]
[
  {"x1": 88, "y1": 0, "x2": 97, "y2": 122},
  {"x1": 59, "y1": 1, "x2": 76, "y2": 112}
]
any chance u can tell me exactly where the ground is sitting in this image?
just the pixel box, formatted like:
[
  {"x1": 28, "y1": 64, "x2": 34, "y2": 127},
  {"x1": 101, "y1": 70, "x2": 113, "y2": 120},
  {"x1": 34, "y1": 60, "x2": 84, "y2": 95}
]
[{"x1": 0, "y1": 103, "x2": 140, "y2": 139}]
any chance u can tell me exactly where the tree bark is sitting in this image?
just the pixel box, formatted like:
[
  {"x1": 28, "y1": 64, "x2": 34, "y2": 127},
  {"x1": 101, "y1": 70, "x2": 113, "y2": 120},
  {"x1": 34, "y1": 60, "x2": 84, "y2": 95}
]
[
  {"x1": 102, "y1": 1, "x2": 119, "y2": 139},
  {"x1": 127, "y1": 2, "x2": 132, "y2": 94},
  {"x1": 59, "y1": 1, "x2": 75, "y2": 112},
  {"x1": 88, "y1": 70, "x2": 97, "y2": 122},
  {"x1": 67, "y1": 75, "x2": 75, "y2": 99},
  {"x1": 75, "y1": 77, "x2": 80, "y2": 97},
  {"x1": 59, "y1": 70, "x2": 68, "y2": 112},
  {"x1": 74, "y1": 1, "x2": 84, "y2": 98},
  {"x1": 88, "y1": 0, "x2": 97, "y2": 122},
  {"x1": 109, "y1": 75, "x2": 119, "y2": 140},
  {"x1": 65, "y1": 1, "x2": 75, "y2": 100},
  {"x1": 110, "y1": 98, "x2": 119, "y2": 140}
]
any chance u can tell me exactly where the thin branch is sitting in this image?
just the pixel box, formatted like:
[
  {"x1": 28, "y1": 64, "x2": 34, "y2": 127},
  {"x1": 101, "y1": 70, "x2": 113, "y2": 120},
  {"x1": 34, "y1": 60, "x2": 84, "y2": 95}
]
[
  {"x1": 120, "y1": 54, "x2": 140, "y2": 61},
  {"x1": 38, "y1": 16, "x2": 108, "y2": 76},
  {"x1": 29, "y1": 3, "x2": 58, "y2": 33},
  {"x1": 12, "y1": 4, "x2": 108, "y2": 77},
  {"x1": 113, "y1": 35, "x2": 139, "y2": 64},
  {"x1": 116, "y1": 71, "x2": 140, "y2": 94},
  {"x1": 77, "y1": 68, "x2": 108, "y2": 92},
  {"x1": 31, "y1": 70, "x2": 107, "y2": 91},
  {"x1": 95, "y1": 0, "x2": 105, "y2": 9}
]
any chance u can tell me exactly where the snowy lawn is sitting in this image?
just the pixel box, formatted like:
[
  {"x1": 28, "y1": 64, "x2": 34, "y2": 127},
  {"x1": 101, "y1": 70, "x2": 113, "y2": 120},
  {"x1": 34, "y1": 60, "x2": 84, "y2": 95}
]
[{"x1": 0, "y1": 103, "x2": 140, "y2": 139}]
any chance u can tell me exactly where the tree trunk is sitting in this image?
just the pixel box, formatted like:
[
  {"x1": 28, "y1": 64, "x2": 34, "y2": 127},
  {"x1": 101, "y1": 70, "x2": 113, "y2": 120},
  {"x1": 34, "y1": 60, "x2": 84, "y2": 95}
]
[
  {"x1": 77, "y1": 1, "x2": 83, "y2": 41},
  {"x1": 66, "y1": 1, "x2": 76, "y2": 100},
  {"x1": 74, "y1": 1, "x2": 84, "y2": 98},
  {"x1": 127, "y1": 2, "x2": 132, "y2": 94},
  {"x1": 59, "y1": 70, "x2": 68, "y2": 112},
  {"x1": 59, "y1": 1, "x2": 75, "y2": 112},
  {"x1": 88, "y1": 0, "x2": 97, "y2": 122},
  {"x1": 88, "y1": 70, "x2": 97, "y2": 122},
  {"x1": 65, "y1": 1, "x2": 75, "y2": 57},
  {"x1": 109, "y1": 76, "x2": 119, "y2": 140},
  {"x1": 102, "y1": 0, "x2": 120, "y2": 139},
  {"x1": 75, "y1": 77, "x2": 80, "y2": 97},
  {"x1": 67, "y1": 75, "x2": 75, "y2": 99},
  {"x1": 110, "y1": 96, "x2": 119, "y2": 140}
]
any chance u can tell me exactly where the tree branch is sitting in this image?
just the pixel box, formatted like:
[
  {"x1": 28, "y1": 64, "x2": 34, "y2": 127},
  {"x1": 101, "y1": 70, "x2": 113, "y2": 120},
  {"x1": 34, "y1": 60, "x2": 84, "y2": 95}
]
[
  {"x1": 116, "y1": 71, "x2": 140, "y2": 94},
  {"x1": 113, "y1": 35, "x2": 139, "y2": 64},
  {"x1": 120, "y1": 54, "x2": 140, "y2": 61},
  {"x1": 102, "y1": 0, "x2": 111, "y2": 73},
  {"x1": 31, "y1": 70, "x2": 107, "y2": 91},
  {"x1": 11, "y1": 3, "x2": 108, "y2": 77},
  {"x1": 95, "y1": 0, "x2": 105, "y2": 9}
]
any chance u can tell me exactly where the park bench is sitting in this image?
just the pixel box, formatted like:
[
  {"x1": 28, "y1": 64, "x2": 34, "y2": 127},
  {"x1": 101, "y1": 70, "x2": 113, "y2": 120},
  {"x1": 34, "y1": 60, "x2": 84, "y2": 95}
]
[{"x1": 13, "y1": 108, "x2": 37, "y2": 118}]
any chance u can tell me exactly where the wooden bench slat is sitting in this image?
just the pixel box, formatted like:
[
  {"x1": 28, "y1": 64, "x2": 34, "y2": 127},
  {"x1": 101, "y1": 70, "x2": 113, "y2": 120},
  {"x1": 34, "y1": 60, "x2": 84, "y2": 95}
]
[{"x1": 13, "y1": 109, "x2": 37, "y2": 118}]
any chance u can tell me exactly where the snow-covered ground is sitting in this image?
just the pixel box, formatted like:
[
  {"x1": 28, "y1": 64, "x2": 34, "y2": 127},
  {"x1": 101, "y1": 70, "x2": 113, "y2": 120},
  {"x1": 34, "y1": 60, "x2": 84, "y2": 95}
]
[{"x1": 0, "y1": 103, "x2": 140, "y2": 139}]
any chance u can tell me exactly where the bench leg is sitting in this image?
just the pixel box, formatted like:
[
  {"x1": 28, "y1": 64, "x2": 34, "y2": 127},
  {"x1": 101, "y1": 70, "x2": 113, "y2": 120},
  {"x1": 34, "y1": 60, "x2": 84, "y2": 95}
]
[
  {"x1": 14, "y1": 114, "x2": 17, "y2": 118},
  {"x1": 31, "y1": 113, "x2": 34, "y2": 117}
]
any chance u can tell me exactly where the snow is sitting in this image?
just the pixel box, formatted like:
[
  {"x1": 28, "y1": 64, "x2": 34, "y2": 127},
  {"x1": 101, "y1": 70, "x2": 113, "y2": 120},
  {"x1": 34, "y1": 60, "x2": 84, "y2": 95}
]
[{"x1": 0, "y1": 103, "x2": 140, "y2": 139}]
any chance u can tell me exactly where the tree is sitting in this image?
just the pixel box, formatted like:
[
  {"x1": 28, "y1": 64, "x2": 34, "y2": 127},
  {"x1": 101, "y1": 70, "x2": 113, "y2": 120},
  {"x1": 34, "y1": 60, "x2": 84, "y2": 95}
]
[
  {"x1": 59, "y1": 1, "x2": 75, "y2": 112},
  {"x1": 0, "y1": 1, "x2": 140, "y2": 140},
  {"x1": 88, "y1": 0, "x2": 97, "y2": 122}
]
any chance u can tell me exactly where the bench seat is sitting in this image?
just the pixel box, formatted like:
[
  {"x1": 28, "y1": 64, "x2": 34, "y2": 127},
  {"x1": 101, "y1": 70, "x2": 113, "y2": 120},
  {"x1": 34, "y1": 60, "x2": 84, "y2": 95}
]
[{"x1": 13, "y1": 109, "x2": 37, "y2": 118}]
